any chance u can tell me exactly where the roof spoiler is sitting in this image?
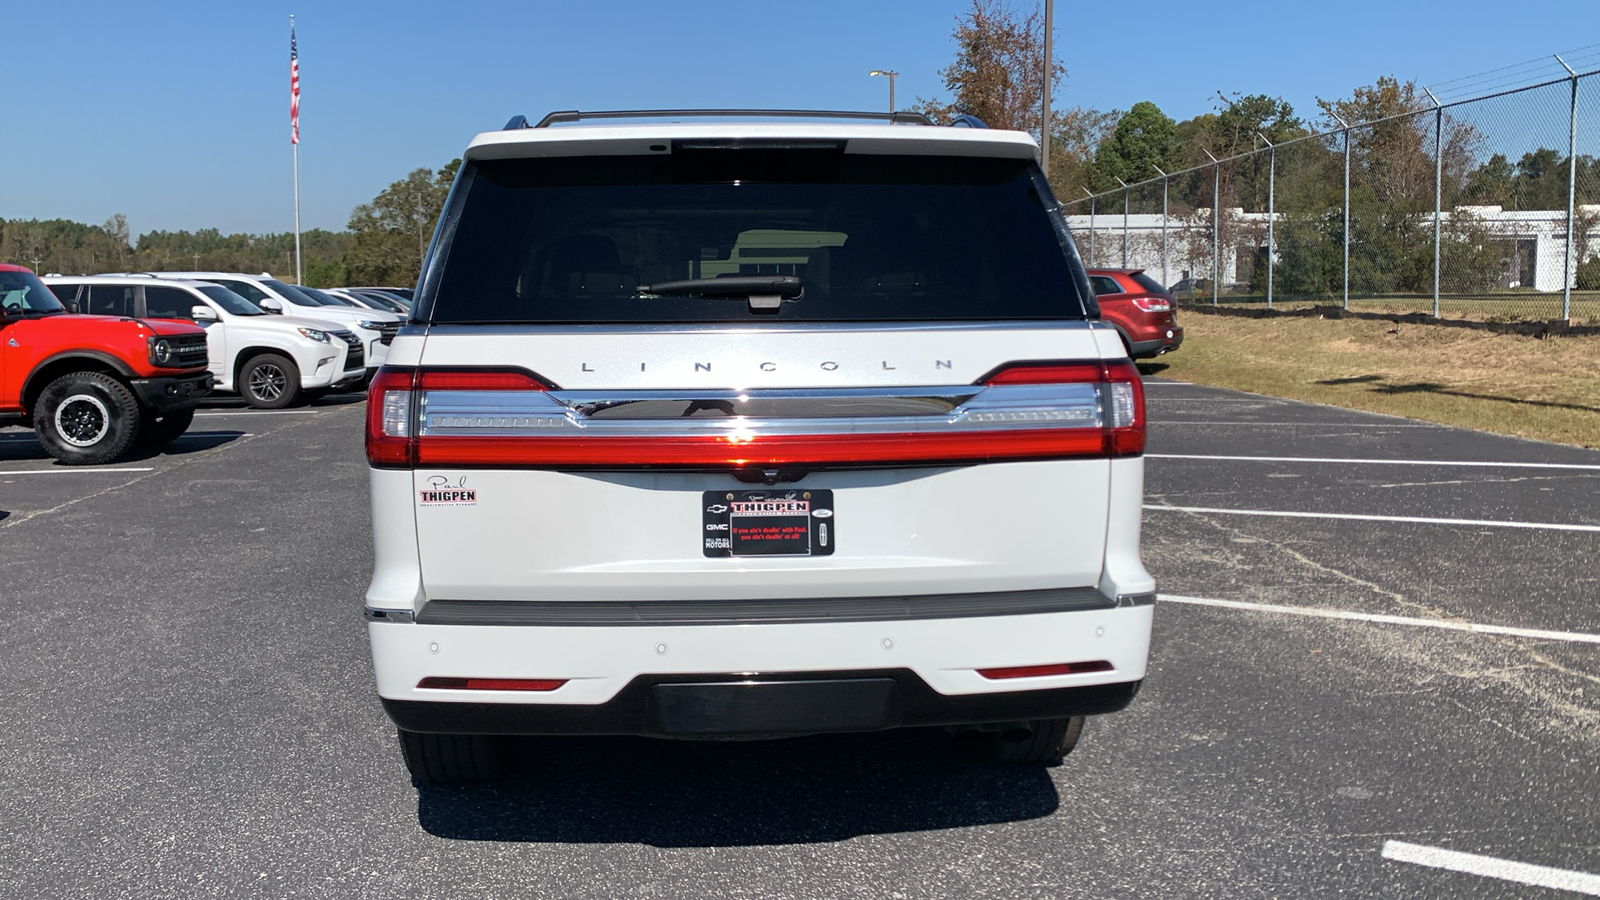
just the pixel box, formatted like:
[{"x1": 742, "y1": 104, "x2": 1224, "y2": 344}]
[{"x1": 503, "y1": 109, "x2": 989, "y2": 130}]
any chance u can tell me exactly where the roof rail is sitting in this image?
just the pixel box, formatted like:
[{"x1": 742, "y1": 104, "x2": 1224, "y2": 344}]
[{"x1": 517, "y1": 109, "x2": 935, "y2": 129}]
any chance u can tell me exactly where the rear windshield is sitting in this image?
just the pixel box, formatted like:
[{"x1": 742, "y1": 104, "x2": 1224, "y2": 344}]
[
  {"x1": 1130, "y1": 272, "x2": 1171, "y2": 296},
  {"x1": 424, "y1": 150, "x2": 1090, "y2": 324}
]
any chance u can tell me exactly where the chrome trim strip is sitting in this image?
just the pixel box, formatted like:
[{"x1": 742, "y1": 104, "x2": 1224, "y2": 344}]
[
  {"x1": 364, "y1": 606, "x2": 415, "y2": 623},
  {"x1": 1115, "y1": 592, "x2": 1157, "y2": 608},
  {"x1": 417, "y1": 383, "x2": 1106, "y2": 437},
  {"x1": 417, "y1": 320, "x2": 1098, "y2": 335},
  {"x1": 555, "y1": 387, "x2": 982, "y2": 419}
]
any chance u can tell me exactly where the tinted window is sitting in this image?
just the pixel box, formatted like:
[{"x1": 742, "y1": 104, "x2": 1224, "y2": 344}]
[
  {"x1": 197, "y1": 285, "x2": 265, "y2": 316},
  {"x1": 426, "y1": 152, "x2": 1090, "y2": 324},
  {"x1": 262, "y1": 279, "x2": 325, "y2": 305},
  {"x1": 299, "y1": 287, "x2": 353, "y2": 306},
  {"x1": 0, "y1": 271, "x2": 66, "y2": 313},
  {"x1": 143, "y1": 286, "x2": 197, "y2": 319},
  {"x1": 1089, "y1": 275, "x2": 1124, "y2": 296},
  {"x1": 211, "y1": 279, "x2": 270, "y2": 305},
  {"x1": 88, "y1": 284, "x2": 135, "y2": 317},
  {"x1": 1131, "y1": 272, "x2": 1171, "y2": 296},
  {"x1": 47, "y1": 283, "x2": 80, "y2": 304}
]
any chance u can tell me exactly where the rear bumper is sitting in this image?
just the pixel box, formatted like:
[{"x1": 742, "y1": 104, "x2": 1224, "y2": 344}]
[
  {"x1": 1128, "y1": 328, "x2": 1183, "y2": 359},
  {"x1": 367, "y1": 601, "x2": 1153, "y2": 735},
  {"x1": 382, "y1": 670, "x2": 1142, "y2": 737},
  {"x1": 129, "y1": 372, "x2": 213, "y2": 413}
]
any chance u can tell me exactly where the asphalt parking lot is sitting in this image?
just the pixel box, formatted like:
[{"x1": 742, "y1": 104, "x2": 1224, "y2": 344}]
[{"x1": 1, "y1": 381, "x2": 1596, "y2": 899}]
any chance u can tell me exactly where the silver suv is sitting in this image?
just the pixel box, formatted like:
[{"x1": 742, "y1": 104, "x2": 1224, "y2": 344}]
[{"x1": 364, "y1": 109, "x2": 1154, "y2": 783}]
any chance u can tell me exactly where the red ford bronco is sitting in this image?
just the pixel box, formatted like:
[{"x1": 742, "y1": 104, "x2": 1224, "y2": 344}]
[{"x1": 1, "y1": 265, "x2": 212, "y2": 464}]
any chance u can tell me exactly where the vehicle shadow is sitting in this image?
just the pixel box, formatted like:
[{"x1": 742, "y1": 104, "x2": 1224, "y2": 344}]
[
  {"x1": 415, "y1": 730, "x2": 1060, "y2": 846},
  {"x1": 0, "y1": 433, "x2": 52, "y2": 462},
  {"x1": 1316, "y1": 375, "x2": 1600, "y2": 415},
  {"x1": 1136, "y1": 362, "x2": 1170, "y2": 377},
  {"x1": 120, "y1": 431, "x2": 248, "y2": 461},
  {"x1": 0, "y1": 429, "x2": 246, "y2": 464}
]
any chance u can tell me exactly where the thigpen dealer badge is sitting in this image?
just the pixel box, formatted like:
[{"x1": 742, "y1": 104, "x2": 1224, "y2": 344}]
[{"x1": 419, "y1": 475, "x2": 477, "y2": 506}]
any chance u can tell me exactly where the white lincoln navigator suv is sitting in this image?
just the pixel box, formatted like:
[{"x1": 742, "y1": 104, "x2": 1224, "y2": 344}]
[{"x1": 364, "y1": 109, "x2": 1155, "y2": 783}]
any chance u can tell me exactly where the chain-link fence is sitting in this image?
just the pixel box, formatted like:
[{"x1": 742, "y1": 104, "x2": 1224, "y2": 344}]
[{"x1": 1062, "y1": 61, "x2": 1600, "y2": 322}]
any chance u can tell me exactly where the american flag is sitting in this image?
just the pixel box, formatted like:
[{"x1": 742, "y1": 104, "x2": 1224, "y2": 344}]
[{"x1": 289, "y1": 21, "x2": 300, "y2": 145}]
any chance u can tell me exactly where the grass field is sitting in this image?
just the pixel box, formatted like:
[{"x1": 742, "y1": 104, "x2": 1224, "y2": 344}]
[{"x1": 1143, "y1": 308, "x2": 1600, "y2": 448}]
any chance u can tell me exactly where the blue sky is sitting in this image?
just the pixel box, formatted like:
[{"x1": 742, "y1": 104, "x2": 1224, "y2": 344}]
[{"x1": 7, "y1": 0, "x2": 1600, "y2": 238}]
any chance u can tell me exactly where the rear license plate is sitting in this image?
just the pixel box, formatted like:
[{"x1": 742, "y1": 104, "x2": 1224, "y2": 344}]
[{"x1": 703, "y1": 490, "x2": 834, "y2": 558}]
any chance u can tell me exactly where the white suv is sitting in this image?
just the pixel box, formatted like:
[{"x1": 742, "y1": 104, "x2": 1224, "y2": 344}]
[
  {"x1": 46, "y1": 276, "x2": 366, "y2": 407},
  {"x1": 364, "y1": 110, "x2": 1154, "y2": 783},
  {"x1": 144, "y1": 272, "x2": 398, "y2": 373}
]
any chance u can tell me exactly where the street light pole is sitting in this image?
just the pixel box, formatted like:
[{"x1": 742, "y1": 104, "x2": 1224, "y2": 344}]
[
  {"x1": 1257, "y1": 131, "x2": 1276, "y2": 310},
  {"x1": 1041, "y1": 0, "x2": 1052, "y2": 173},
  {"x1": 1153, "y1": 165, "x2": 1169, "y2": 289},
  {"x1": 869, "y1": 70, "x2": 899, "y2": 115}
]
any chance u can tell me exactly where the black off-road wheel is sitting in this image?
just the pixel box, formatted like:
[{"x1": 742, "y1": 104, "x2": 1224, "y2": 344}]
[
  {"x1": 137, "y1": 408, "x2": 195, "y2": 448},
  {"x1": 34, "y1": 371, "x2": 142, "y2": 465},
  {"x1": 239, "y1": 353, "x2": 300, "y2": 409},
  {"x1": 397, "y1": 729, "x2": 512, "y2": 784},
  {"x1": 969, "y1": 717, "x2": 1085, "y2": 765}
]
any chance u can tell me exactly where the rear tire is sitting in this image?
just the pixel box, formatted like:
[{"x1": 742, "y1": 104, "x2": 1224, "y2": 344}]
[
  {"x1": 239, "y1": 353, "x2": 300, "y2": 409},
  {"x1": 34, "y1": 372, "x2": 141, "y2": 465},
  {"x1": 397, "y1": 729, "x2": 511, "y2": 784},
  {"x1": 970, "y1": 717, "x2": 1085, "y2": 765},
  {"x1": 137, "y1": 408, "x2": 195, "y2": 448}
]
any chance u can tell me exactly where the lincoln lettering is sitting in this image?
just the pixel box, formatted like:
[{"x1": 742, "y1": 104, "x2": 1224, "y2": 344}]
[{"x1": 574, "y1": 360, "x2": 955, "y2": 374}]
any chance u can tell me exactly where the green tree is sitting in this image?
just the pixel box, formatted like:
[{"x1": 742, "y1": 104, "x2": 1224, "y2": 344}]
[
  {"x1": 345, "y1": 159, "x2": 460, "y2": 285},
  {"x1": 1091, "y1": 101, "x2": 1178, "y2": 191}
]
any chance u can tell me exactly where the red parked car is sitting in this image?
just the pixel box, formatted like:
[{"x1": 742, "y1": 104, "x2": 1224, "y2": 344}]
[
  {"x1": 0, "y1": 264, "x2": 212, "y2": 464},
  {"x1": 1086, "y1": 268, "x2": 1184, "y2": 359}
]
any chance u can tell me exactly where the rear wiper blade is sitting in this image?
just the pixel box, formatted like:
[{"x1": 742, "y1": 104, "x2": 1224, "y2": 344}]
[{"x1": 636, "y1": 275, "x2": 801, "y2": 312}]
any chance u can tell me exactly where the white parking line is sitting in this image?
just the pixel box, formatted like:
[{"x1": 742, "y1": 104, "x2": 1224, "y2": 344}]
[
  {"x1": 1145, "y1": 504, "x2": 1600, "y2": 533},
  {"x1": 195, "y1": 410, "x2": 329, "y2": 417},
  {"x1": 0, "y1": 467, "x2": 155, "y2": 476},
  {"x1": 1148, "y1": 453, "x2": 1600, "y2": 472},
  {"x1": 1142, "y1": 381, "x2": 1193, "y2": 386},
  {"x1": 1381, "y1": 840, "x2": 1600, "y2": 895},
  {"x1": 1159, "y1": 595, "x2": 1600, "y2": 645},
  {"x1": 1150, "y1": 420, "x2": 1445, "y2": 428}
]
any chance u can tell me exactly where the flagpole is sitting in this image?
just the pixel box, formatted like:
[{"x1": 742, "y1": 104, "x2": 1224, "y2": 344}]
[
  {"x1": 291, "y1": 15, "x2": 303, "y2": 284},
  {"x1": 293, "y1": 142, "x2": 302, "y2": 284}
]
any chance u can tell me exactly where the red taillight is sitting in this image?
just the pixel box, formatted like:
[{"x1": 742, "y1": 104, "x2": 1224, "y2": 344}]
[
  {"x1": 1130, "y1": 297, "x2": 1172, "y2": 313},
  {"x1": 366, "y1": 366, "x2": 419, "y2": 467},
  {"x1": 416, "y1": 368, "x2": 551, "y2": 390},
  {"x1": 980, "y1": 362, "x2": 1105, "y2": 385},
  {"x1": 981, "y1": 359, "x2": 1145, "y2": 457},
  {"x1": 369, "y1": 360, "x2": 1145, "y2": 470},
  {"x1": 416, "y1": 676, "x2": 567, "y2": 692},
  {"x1": 977, "y1": 660, "x2": 1114, "y2": 680}
]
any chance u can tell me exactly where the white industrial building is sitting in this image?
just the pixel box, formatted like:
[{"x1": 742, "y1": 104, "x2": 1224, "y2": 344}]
[{"x1": 1063, "y1": 205, "x2": 1599, "y2": 293}]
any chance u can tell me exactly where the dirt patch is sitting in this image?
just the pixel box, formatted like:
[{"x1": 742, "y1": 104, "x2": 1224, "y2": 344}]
[{"x1": 1148, "y1": 309, "x2": 1600, "y2": 448}]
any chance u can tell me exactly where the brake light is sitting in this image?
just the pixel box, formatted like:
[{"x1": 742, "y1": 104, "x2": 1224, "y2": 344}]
[
  {"x1": 1131, "y1": 297, "x2": 1172, "y2": 313},
  {"x1": 366, "y1": 361, "x2": 1145, "y2": 469}
]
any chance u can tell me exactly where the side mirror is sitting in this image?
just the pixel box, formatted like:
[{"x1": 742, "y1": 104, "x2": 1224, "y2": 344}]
[
  {"x1": 191, "y1": 305, "x2": 219, "y2": 322},
  {"x1": 258, "y1": 298, "x2": 283, "y2": 313}
]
